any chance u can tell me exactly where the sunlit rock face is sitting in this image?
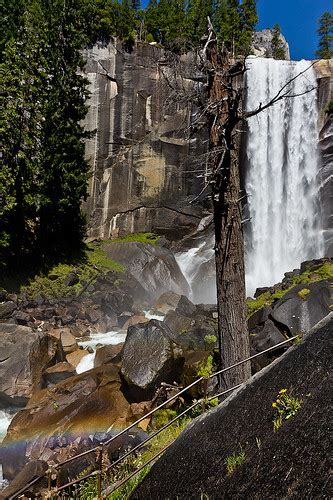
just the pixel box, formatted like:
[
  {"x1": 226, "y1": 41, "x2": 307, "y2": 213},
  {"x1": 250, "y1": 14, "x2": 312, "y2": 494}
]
[{"x1": 82, "y1": 41, "x2": 209, "y2": 241}]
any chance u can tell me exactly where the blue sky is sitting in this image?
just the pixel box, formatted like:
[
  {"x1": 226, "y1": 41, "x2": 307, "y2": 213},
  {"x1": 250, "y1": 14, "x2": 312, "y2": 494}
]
[
  {"x1": 141, "y1": 0, "x2": 332, "y2": 61},
  {"x1": 257, "y1": 0, "x2": 332, "y2": 60}
]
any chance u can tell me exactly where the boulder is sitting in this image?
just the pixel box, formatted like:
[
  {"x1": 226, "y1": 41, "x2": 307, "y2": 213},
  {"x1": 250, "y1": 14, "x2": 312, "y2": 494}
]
[
  {"x1": 102, "y1": 290, "x2": 134, "y2": 315},
  {"x1": 154, "y1": 291, "x2": 182, "y2": 315},
  {"x1": 164, "y1": 310, "x2": 217, "y2": 351},
  {"x1": 121, "y1": 320, "x2": 184, "y2": 400},
  {"x1": 271, "y1": 280, "x2": 331, "y2": 335},
  {"x1": 43, "y1": 362, "x2": 76, "y2": 385},
  {"x1": 1, "y1": 459, "x2": 48, "y2": 499},
  {"x1": 94, "y1": 344, "x2": 123, "y2": 368},
  {"x1": 48, "y1": 327, "x2": 78, "y2": 355},
  {"x1": 0, "y1": 324, "x2": 58, "y2": 408},
  {"x1": 66, "y1": 349, "x2": 90, "y2": 368},
  {"x1": 122, "y1": 314, "x2": 148, "y2": 330},
  {"x1": 248, "y1": 306, "x2": 273, "y2": 332},
  {"x1": 251, "y1": 320, "x2": 286, "y2": 353},
  {"x1": 4, "y1": 364, "x2": 130, "y2": 449},
  {"x1": 11, "y1": 310, "x2": 32, "y2": 325},
  {"x1": 175, "y1": 295, "x2": 197, "y2": 317},
  {"x1": 0, "y1": 301, "x2": 17, "y2": 319},
  {"x1": 103, "y1": 242, "x2": 190, "y2": 299}
]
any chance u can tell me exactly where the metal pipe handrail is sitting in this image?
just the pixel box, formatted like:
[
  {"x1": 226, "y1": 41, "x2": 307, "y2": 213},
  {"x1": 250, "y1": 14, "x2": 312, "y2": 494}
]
[
  {"x1": 102, "y1": 382, "x2": 243, "y2": 497},
  {"x1": 9, "y1": 334, "x2": 300, "y2": 498}
]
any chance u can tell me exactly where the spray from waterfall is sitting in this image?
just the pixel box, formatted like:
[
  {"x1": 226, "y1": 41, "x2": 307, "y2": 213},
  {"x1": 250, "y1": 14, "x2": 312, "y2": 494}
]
[{"x1": 245, "y1": 58, "x2": 324, "y2": 296}]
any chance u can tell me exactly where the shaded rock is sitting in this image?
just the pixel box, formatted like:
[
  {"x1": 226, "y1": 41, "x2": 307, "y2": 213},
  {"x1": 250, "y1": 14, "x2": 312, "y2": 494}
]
[
  {"x1": 175, "y1": 295, "x2": 197, "y2": 317},
  {"x1": 251, "y1": 320, "x2": 286, "y2": 353},
  {"x1": 103, "y1": 242, "x2": 190, "y2": 299},
  {"x1": 154, "y1": 291, "x2": 182, "y2": 315},
  {"x1": 122, "y1": 314, "x2": 148, "y2": 330},
  {"x1": 63, "y1": 272, "x2": 79, "y2": 287},
  {"x1": 94, "y1": 344, "x2": 123, "y2": 368},
  {"x1": 271, "y1": 280, "x2": 331, "y2": 334},
  {"x1": 0, "y1": 301, "x2": 17, "y2": 319},
  {"x1": 0, "y1": 324, "x2": 58, "y2": 408},
  {"x1": 43, "y1": 362, "x2": 76, "y2": 385},
  {"x1": 121, "y1": 320, "x2": 184, "y2": 400},
  {"x1": 11, "y1": 310, "x2": 32, "y2": 325},
  {"x1": 164, "y1": 310, "x2": 217, "y2": 351},
  {"x1": 102, "y1": 290, "x2": 134, "y2": 315},
  {"x1": 118, "y1": 311, "x2": 133, "y2": 328},
  {"x1": 248, "y1": 306, "x2": 273, "y2": 331},
  {"x1": 1, "y1": 459, "x2": 48, "y2": 499}
]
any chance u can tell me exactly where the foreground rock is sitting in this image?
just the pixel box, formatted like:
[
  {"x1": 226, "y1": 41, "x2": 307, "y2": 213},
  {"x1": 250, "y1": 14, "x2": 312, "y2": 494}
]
[
  {"x1": 0, "y1": 324, "x2": 58, "y2": 408},
  {"x1": 121, "y1": 320, "x2": 184, "y2": 400},
  {"x1": 133, "y1": 314, "x2": 332, "y2": 499}
]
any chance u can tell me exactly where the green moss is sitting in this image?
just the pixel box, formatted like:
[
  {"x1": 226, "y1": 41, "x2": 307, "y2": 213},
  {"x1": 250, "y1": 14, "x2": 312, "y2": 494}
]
[
  {"x1": 152, "y1": 409, "x2": 177, "y2": 429},
  {"x1": 247, "y1": 262, "x2": 333, "y2": 320},
  {"x1": 21, "y1": 244, "x2": 124, "y2": 299},
  {"x1": 197, "y1": 355, "x2": 214, "y2": 377},
  {"x1": 298, "y1": 288, "x2": 310, "y2": 300},
  {"x1": 110, "y1": 232, "x2": 160, "y2": 245},
  {"x1": 246, "y1": 291, "x2": 272, "y2": 317}
]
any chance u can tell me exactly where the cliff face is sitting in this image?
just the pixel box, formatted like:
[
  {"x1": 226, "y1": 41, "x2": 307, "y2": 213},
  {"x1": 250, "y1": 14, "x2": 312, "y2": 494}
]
[
  {"x1": 82, "y1": 41, "x2": 209, "y2": 241},
  {"x1": 316, "y1": 60, "x2": 333, "y2": 257}
]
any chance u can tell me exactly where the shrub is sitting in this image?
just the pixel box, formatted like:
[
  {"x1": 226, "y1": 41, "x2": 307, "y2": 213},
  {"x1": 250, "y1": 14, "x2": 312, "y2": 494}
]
[{"x1": 272, "y1": 388, "x2": 302, "y2": 431}]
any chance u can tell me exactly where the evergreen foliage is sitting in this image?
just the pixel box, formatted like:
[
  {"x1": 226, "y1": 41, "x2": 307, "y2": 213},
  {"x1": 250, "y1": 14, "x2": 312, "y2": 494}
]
[
  {"x1": 271, "y1": 23, "x2": 286, "y2": 60},
  {"x1": 1, "y1": 0, "x2": 260, "y2": 271},
  {"x1": 316, "y1": 11, "x2": 333, "y2": 59}
]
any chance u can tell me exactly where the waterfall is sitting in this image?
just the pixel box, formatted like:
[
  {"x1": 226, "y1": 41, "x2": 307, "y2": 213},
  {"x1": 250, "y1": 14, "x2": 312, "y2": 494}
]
[{"x1": 245, "y1": 58, "x2": 324, "y2": 295}]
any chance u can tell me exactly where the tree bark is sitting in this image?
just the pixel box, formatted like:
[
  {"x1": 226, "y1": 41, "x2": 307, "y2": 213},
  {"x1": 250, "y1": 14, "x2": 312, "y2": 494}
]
[{"x1": 207, "y1": 36, "x2": 251, "y2": 390}]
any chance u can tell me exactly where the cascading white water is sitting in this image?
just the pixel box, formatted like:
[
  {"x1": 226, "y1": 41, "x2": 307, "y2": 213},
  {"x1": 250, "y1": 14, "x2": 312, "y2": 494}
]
[{"x1": 245, "y1": 58, "x2": 324, "y2": 295}]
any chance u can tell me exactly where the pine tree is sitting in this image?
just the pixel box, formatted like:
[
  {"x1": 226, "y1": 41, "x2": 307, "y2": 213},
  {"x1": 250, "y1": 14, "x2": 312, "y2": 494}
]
[
  {"x1": 239, "y1": 0, "x2": 258, "y2": 54},
  {"x1": 37, "y1": 0, "x2": 91, "y2": 258},
  {"x1": 271, "y1": 23, "x2": 286, "y2": 60},
  {"x1": 187, "y1": 0, "x2": 213, "y2": 45},
  {"x1": 316, "y1": 11, "x2": 333, "y2": 59},
  {"x1": 0, "y1": 4, "x2": 47, "y2": 266}
]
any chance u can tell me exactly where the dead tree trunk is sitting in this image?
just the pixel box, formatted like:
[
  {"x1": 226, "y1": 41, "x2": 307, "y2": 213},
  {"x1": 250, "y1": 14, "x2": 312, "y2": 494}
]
[{"x1": 206, "y1": 31, "x2": 251, "y2": 390}]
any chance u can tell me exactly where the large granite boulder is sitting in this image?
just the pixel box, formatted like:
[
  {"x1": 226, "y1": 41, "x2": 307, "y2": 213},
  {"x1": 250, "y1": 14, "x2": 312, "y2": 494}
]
[
  {"x1": 103, "y1": 242, "x2": 190, "y2": 298},
  {"x1": 271, "y1": 280, "x2": 331, "y2": 335},
  {"x1": 0, "y1": 324, "x2": 58, "y2": 408},
  {"x1": 252, "y1": 29, "x2": 290, "y2": 59},
  {"x1": 121, "y1": 320, "x2": 184, "y2": 400},
  {"x1": 4, "y1": 364, "x2": 130, "y2": 449}
]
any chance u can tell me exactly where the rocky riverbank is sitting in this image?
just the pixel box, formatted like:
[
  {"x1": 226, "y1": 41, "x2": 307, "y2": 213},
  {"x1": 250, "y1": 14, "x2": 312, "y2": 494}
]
[{"x1": 0, "y1": 250, "x2": 332, "y2": 497}]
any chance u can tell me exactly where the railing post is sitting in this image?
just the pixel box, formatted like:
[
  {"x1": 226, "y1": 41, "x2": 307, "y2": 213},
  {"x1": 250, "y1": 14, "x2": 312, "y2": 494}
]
[
  {"x1": 202, "y1": 377, "x2": 208, "y2": 412},
  {"x1": 46, "y1": 465, "x2": 57, "y2": 499},
  {"x1": 96, "y1": 445, "x2": 103, "y2": 499}
]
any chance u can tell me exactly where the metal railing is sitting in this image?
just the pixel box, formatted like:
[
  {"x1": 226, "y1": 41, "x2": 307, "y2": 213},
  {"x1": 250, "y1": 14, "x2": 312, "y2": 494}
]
[{"x1": 11, "y1": 334, "x2": 299, "y2": 499}]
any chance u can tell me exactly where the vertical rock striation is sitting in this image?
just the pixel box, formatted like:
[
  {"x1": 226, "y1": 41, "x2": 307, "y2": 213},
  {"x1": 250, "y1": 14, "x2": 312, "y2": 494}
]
[{"x1": 82, "y1": 41, "x2": 209, "y2": 241}]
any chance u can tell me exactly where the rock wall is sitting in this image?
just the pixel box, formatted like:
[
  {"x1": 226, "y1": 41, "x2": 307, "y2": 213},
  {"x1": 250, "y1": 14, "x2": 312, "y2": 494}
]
[
  {"x1": 315, "y1": 60, "x2": 333, "y2": 257},
  {"x1": 82, "y1": 41, "x2": 209, "y2": 241}
]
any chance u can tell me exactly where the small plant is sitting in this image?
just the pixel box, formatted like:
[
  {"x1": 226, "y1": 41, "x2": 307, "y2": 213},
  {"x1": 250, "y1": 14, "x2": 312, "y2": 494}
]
[
  {"x1": 225, "y1": 448, "x2": 246, "y2": 474},
  {"x1": 152, "y1": 409, "x2": 177, "y2": 429},
  {"x1": 272, "y1": 388, "x2": 302, "y2": 431},
  {"x1": 204, "y1": 334, "x2": 217, "y2": 346},
  {"x1": 293, "y1": 335, "x2": 302, "y2": 345},
  {"x1": 255, "y1": 437, "x2": 261, "y2": 449},
  {"x1": 197, "y1": 355, "x2": 213, "y2": 378},
  {"x1": 298, "y1": 288, "x2": 310, "y2": 300}
]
